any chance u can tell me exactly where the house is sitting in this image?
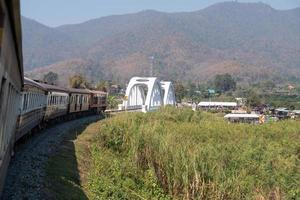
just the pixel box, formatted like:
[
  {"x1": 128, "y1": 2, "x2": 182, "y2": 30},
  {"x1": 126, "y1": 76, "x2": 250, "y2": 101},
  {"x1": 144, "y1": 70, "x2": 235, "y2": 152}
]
[
  {"x1": 198, "y1": 102, "x2": 238, "y2": 110},
  {"x1": 224, "y1": 114, "x2": 262, "y2": 124},
  {"x1": 291, "y1": 110, "x2": 300, "y2": 118},
  {"x1": 274, "y1": 108, "x2": 290, "y2": 119}
]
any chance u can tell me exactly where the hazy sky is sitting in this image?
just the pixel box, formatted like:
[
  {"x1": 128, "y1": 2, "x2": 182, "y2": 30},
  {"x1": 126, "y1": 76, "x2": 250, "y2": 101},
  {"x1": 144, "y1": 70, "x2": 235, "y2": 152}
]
[{"x1": 21, "y1": 0, "x2": 300, "y2": 27}]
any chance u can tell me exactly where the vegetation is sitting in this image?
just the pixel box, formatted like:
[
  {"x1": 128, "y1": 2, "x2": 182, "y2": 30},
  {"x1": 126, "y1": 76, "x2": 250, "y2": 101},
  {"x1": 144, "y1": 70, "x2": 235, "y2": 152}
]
[
  {"x1": 85, "y1": 108, "x2": 299, "y2": 199},
  {"x1": 96, "y1": 81, "x2": 109, "y2": 92},
  {"x1": 45, "y1": 123, "x2": 95, "y2": 199},
  {"x1": 214, "y1": 73, "x2": 236, "y2": 92},
  {"x1": 69, "y1": 74, "x2": 91, "y2": 89},
  {"x1": 106, "y1": 95, "x2": 121, "y2": 109},
  {"x1": 245, "y1": 90, "x2": 262, "y2": 107},
  {"x1": 174, "y1": 82, "x2": 185, "y2": 103},
  {"x1": 43, "y1": 71, "x2": 58, "y2": 85},
  {"x1": 45, "y1": 108, "x2": 299, "y2": 199}
]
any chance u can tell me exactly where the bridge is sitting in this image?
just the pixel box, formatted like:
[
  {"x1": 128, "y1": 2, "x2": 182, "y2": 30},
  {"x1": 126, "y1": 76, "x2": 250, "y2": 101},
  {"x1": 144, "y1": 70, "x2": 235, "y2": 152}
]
[{"x1": 117, "y1": 77, "x2": 176, "y2": 113}]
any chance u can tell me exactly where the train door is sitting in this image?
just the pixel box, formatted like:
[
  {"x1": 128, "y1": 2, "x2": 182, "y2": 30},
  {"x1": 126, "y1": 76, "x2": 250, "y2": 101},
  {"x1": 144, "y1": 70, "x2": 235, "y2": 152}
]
[
  {"x1": 79, "y1": 95, "x2": 83, "y2": 111},
  {"x1": 74, "y1": 95, "x2": 78, "y2": 111}
]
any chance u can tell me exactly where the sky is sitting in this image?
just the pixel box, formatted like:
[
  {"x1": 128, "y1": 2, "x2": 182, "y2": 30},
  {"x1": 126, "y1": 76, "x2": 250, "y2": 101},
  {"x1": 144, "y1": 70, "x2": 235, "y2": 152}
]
[{"x1": 21, "y1": 0, "x2": 300, "y2": 27}]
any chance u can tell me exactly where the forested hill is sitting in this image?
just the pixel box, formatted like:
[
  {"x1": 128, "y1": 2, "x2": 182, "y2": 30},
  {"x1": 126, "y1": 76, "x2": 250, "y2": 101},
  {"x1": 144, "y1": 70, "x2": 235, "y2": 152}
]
[{"x1": 23, "y1": 2, "x2": 300, "y2": 85}]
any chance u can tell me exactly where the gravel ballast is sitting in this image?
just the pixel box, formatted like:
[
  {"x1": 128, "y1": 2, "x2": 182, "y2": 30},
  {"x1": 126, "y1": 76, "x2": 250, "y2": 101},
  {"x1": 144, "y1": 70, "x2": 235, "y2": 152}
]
[{"x1": 2, "y1": 115, "x2": 101, "y2": 200}]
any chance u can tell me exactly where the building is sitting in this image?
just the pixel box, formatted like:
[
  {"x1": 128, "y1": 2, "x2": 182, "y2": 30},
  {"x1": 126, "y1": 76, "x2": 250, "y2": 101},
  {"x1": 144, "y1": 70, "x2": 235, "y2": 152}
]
[
  {"x1": 274, "y1": 108, "x2": 290, "y2": 119},
  {"x1": 224, "y1": 114, "x2": 261, "y2": 124},
  {"x1": 292, "y1": 110, "x2": 300, "y2": 116},
  {"x1": 198, "y1": 102, "x2": 238, "y2": 110}
]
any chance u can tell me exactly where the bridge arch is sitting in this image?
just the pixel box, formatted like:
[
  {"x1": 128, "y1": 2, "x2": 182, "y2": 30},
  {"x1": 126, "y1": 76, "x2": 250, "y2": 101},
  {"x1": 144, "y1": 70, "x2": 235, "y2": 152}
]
[
  {"x1": 160, "y1": 81, "x2": 176, "y2": 106},
  {"x1": 123, "y1": 77, "x2": 164, "y2": 112}
]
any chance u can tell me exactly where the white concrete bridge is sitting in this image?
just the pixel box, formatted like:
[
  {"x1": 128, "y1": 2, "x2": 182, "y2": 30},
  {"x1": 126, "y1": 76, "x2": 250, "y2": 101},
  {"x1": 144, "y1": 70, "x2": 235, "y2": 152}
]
[{"x1": 118, "y1": 77, "x2": 176, "y2": 113}]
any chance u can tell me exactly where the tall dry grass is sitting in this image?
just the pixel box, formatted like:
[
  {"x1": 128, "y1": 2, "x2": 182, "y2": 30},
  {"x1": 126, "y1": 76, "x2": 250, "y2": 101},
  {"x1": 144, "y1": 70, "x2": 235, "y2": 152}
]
[{"x1": 89, "y1": 107, "x2": 300, "y2": 199}]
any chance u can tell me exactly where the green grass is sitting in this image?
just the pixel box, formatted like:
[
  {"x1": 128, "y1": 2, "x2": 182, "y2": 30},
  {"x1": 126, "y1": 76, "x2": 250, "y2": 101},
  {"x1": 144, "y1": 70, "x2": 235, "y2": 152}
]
[
  {"x1": 45, "y1": 108, "x2": 300, "y2": 199},
  {"x1": 89, "y1": 107, "x2": 300, "y2": 199}
]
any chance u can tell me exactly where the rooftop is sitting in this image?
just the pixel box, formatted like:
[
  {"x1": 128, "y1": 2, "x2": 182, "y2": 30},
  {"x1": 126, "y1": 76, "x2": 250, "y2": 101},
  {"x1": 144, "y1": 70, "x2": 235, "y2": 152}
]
[
  {"x1": 224, "y1": 114, "x2": 260, "y2": 119},
  {"x1": 198, "y1": 102, "x2": 237, "y2": 107}
]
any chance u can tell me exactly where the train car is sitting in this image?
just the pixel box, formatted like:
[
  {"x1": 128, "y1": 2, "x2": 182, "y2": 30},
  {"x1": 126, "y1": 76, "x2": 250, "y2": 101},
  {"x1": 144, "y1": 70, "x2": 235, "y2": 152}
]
[
  {"x1": 89, "y1": 90, "x2": 107, "y2": 113},
  {"x1": 69, "y1": 88, "x2": 91, "y2": 113},
  {"x1": 0, "y1": 0, "x2": 23, "y2": 195},
  {"x1": 38, "y1": 83, "x2": 69, "y2": 121},
  {"x1": 15, "y1": 78, "x2": 47, "y2": 141}
]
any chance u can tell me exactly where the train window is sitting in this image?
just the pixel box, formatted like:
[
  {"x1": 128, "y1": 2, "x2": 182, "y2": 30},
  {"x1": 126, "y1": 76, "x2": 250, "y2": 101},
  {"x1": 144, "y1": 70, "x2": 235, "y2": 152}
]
[
  {"x1": 25, "y1": 93, "x2": 28, "y2": 110},
  {"x1": 27, "y1": 93, "x2": 30, "y2": 110},
  {"x1": 33, "y1": 94, "x2": 35, "y2": 108},
  {"x1": 29, "y1": 93, "x2": 31, "y2": 109},
  {"x1": 22, "y1": 94, "x2": 26, "y2": 111}
]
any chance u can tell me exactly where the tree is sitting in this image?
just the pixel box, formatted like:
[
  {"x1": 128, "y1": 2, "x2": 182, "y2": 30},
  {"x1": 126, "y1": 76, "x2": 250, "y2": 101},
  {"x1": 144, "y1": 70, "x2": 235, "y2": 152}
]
[
  {"x1": 107, "y1": 95, "x2": 119, "y2": 109},
  {"x1": 214, "y1": 73, "x2": 236, "y2": 92},
  {"x1": 43, "y1": 71, "x2": 58, "y2": 85},
  {"x1": 262, "y1": 80, "x2": 275, "y2": 91},
  {"x1": 174, "y1": 81, "x2": 185, "y2": 103},
  {"x1": 69, "y1": 75, "x2": 91, "y2": 89},
  {"x1": 246, "y1": 90, "x2": 262, "y2": 108},
  {"x1": 96, "y1": 81, "x2": 109, "y2": 92}
]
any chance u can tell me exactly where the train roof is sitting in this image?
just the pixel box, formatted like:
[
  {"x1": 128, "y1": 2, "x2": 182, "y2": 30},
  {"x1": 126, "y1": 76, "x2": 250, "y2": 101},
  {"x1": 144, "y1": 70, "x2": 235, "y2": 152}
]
[
  {"x1": 24, "y1": 77, "x2": 47, "y2": 90},
  {"x1": 68, "y1": 88, "x2": 91, "y2": 94},
  {"x1": 37, "y1": 82, "x2": 69, "y2": 93},
  {"x1": 89, "y1": 90, "x2": 107, "y2": 95},
  {"x1": 68, "y1": 88, "x2": 107, "y2": 95},
  {"x1": 23, "y1": 78, "x2": 108, "y2": 95}
]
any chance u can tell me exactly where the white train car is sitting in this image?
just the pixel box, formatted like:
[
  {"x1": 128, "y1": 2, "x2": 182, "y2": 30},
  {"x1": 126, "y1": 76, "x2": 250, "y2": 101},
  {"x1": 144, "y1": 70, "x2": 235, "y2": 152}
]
[
  {"x1": 38, "y1": 83, "x2": 69, "y2": 121},
  {"x1": 16, "y1": 78, "x2": 47, "y2": 141}
]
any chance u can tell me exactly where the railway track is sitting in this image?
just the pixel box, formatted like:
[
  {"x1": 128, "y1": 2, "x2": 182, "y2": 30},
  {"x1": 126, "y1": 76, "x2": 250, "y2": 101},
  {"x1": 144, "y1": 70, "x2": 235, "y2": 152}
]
[{"x1": 1, "y1": 115, "x2": 102, "y2": 200}]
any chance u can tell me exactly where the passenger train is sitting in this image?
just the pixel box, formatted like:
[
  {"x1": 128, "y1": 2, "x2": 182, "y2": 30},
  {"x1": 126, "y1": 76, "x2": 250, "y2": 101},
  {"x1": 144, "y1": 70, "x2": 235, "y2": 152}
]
[
  {"x1": 1, "y1": 77, "x2": 107, "y2": 194},
  {"x1": 16, "y1": 78, "x2": 107, "y2": 141},
  {"x1": 0, "y1": 0, "x2": 107, "y2": 195}
]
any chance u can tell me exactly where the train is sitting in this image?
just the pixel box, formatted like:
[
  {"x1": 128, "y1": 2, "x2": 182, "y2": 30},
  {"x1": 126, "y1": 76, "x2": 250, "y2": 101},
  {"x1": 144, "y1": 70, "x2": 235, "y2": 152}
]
[
  {"x1": 0, "y1": 78, "x2": 107, "y2": 194},
  {"x1": 0, "y1": 0, "x2": 24, "y2": 195},
  {"x1": 0, "y1": 0, "x2": 108, "y2": 195},
  {"x1": 16, "y1": 78, "x2": 107, "y2": 141}
]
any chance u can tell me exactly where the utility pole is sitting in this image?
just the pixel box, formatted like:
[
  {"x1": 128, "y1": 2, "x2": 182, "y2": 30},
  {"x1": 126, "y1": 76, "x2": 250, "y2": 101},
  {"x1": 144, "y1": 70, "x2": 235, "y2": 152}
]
[{"x1": 149, "y1": 56, "x2": 154, "y2": 77}]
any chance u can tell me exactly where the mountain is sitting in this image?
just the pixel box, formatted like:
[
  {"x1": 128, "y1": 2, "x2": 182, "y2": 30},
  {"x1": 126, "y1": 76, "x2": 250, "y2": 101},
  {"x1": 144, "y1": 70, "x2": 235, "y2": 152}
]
[{"x1": 23, "y1": 2, "x2": 300, "y2": 86}]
